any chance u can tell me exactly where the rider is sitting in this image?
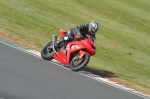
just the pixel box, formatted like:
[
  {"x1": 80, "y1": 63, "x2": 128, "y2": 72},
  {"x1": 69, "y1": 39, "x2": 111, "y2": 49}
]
[{"x1": 55, "y1": 21, "x2": 100, "y2": 47}]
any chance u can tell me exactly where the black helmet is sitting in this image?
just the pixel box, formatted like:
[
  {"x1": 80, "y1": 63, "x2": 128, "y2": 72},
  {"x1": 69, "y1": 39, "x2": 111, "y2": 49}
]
[{"x1": 89, "y1": 21, "x2": 100, "y2": 34}]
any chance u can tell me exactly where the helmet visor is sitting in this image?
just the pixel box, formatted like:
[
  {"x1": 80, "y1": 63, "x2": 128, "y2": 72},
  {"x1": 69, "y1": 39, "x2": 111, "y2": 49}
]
[{"x1": 91, "y1": 28, "x2": 98, "y2": 33}]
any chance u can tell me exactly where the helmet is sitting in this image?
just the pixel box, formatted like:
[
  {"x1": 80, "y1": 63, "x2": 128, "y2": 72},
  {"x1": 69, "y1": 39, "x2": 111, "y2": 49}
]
[{"x1": 89, "y1": 21, "x2": 100, "y2": 34}]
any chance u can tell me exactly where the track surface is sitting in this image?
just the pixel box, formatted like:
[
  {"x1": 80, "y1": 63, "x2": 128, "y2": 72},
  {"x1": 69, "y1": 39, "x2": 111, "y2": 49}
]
[{"x1": 0, "y1": 42, "x2": 148, "y2": 99}]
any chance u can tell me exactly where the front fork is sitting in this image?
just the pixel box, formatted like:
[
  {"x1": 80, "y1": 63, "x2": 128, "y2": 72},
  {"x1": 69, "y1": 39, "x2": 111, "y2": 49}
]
[{"x1": 78, "y1": 50, "x2": 90, "y2": 60}]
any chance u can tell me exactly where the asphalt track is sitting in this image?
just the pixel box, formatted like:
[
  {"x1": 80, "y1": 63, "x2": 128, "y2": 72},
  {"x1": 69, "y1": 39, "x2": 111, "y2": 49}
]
[{"x1": 0, "y1": 40, "x2": 149, "y2": 99}]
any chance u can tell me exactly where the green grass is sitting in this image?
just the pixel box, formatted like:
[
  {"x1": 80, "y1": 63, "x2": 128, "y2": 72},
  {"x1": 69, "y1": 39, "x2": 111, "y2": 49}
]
[{"x1": 0, "y1": 0, "x2": 150, "y2": 91}]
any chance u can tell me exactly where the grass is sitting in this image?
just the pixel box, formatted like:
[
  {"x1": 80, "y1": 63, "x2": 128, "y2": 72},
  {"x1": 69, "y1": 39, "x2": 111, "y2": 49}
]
[{"x1": 0, "y1": 0, "x2": 150, "y2": 91}]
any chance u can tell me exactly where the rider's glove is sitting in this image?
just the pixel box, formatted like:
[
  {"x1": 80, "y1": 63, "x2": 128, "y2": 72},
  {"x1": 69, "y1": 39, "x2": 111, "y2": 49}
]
[{"x1": 78, "y1": 33, "x2": 84, "y2": 39}]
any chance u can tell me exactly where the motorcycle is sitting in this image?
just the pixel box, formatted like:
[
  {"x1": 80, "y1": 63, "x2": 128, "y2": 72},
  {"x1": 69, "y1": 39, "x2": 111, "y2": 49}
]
[{"x1": 41, "y1": 29, "x2": 96, "y2": 71}]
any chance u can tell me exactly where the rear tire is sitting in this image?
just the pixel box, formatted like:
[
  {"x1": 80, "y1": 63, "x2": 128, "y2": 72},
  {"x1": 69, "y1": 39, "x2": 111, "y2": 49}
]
[
  {"x1": 69, "y1": 54, "x2": 90, "y2": 71},
  {"x1": 41, "y1": 41, "x2": 55, "y2": 61}
]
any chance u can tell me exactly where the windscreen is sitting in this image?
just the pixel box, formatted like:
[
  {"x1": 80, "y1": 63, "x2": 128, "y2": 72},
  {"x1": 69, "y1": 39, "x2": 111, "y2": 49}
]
[{"x1": 89, "y1": 35, "x2": 95, "y2": 43}]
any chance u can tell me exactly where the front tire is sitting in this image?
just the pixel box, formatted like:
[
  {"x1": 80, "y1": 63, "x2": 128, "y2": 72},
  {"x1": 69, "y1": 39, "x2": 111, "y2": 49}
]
[
  {"x1": 69, "y1": 54, "x2": 90, "y2": 71},
  {"x1": 41, "y1": 41, "x2": 55, "y2": 61}
]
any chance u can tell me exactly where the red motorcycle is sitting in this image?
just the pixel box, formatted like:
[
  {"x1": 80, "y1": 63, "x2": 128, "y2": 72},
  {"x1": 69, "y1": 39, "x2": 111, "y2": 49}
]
[{"x1": 41, "y1": 29, "x2": 96, "y2": 71}]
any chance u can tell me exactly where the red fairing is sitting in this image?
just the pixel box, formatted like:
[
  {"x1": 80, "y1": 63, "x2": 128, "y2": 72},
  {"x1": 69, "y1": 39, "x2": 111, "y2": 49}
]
[{"x1": 53, "y1": 29, "x2": 96, "y2": 65}]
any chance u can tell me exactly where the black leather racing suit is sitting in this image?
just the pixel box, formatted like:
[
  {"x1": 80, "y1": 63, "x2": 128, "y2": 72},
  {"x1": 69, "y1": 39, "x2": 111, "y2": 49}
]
[
  {"x1": 55, "y1": 24, "x2": 95, "y2": 46},
  {"x1": 65, "y1": 24, "x2": 95, "y2": 40}
]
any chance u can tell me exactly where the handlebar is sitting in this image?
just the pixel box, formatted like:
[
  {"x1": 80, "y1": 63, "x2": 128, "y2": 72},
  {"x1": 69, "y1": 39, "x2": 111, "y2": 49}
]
[{"x1": 74, "y1": 35, "x2": 86, "y2": 40}]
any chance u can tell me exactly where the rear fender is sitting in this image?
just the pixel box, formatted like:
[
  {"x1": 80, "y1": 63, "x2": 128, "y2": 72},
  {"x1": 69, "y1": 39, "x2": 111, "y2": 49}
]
[{"x1": 60, "y1": 29, "x2": 66, "y2": 37}]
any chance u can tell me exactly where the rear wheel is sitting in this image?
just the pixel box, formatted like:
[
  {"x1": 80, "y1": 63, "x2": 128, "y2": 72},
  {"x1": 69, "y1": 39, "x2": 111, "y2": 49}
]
[
  {"x1": 69, "y1": 54, "x2": 90, "y2": 71},
  {"x1": 41, "y1": 41, "x2": 55, "y2": 61}
]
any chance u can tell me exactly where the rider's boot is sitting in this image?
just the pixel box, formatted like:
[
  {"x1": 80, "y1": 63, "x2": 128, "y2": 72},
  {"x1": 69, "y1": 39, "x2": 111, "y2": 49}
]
[
  {"x1": 55, "y1": 35, "x2": 71, "y2": 48},
  {"x1": 55, "y1": 38, "x2": 64, "y2": 48}
]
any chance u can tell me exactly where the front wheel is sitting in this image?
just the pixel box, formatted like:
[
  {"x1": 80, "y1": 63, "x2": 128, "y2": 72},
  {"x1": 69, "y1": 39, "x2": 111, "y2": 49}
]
[
  {"x1": 41, "y1": 41, "x2": 55, "y2": 61},
  {"x1": 69, "y1": 54, "x2": 90, "y2": 71}
]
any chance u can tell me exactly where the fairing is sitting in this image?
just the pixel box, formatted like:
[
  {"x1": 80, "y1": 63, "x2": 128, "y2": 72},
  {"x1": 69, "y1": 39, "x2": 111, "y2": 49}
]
[{"x1": 53, "y1": 29, "x2": 96, "y2": 65}]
